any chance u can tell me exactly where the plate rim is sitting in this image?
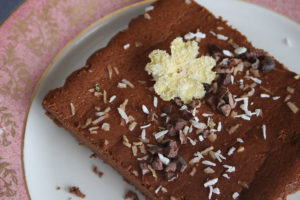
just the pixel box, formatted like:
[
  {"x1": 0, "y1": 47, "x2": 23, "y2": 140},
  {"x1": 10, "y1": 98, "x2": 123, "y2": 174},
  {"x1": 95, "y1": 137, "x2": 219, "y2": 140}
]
[{"x1": 21, "y1": 0, "x2": 300, "y2": 199}]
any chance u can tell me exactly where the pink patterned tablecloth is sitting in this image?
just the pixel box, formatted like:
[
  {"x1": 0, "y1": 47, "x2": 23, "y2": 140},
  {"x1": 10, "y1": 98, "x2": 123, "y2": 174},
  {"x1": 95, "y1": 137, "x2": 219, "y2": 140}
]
[{"x1": 0, "y1": 0, "x2": 299, "y2": 199}]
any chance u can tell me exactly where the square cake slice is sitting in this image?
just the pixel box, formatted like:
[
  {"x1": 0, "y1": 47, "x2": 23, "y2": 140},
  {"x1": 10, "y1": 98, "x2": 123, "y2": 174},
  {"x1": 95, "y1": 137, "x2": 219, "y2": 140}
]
[{"x1": 43, "y1": 0, "x2": 300, "y2": 199}]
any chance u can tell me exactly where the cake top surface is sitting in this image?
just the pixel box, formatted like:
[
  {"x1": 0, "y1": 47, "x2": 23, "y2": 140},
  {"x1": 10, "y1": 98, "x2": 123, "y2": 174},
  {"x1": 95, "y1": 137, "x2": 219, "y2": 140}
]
[{"x1": 42, "y1": 0, "x2": 300, "y2": 199}]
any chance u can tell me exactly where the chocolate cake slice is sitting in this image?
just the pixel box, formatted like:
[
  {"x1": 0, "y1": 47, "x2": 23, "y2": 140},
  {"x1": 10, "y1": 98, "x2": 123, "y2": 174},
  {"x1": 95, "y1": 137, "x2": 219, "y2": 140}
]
[{"x1": 42, "y1": 0, "x2": 300, "y2": 199}]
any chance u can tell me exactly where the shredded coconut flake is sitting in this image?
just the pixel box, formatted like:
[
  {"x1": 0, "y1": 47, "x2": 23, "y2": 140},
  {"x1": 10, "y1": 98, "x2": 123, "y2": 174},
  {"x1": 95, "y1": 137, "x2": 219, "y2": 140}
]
[
  {"x1": 204, "y1": 167, "x2": 215, "y2": 174},
  {"x1": 118, "y1": 83, "x2": 127, "y2": 88},
  {"x1": 235, "y1": 114, "x2": 251, "y2": 121},
  {"x1": 227, "y1": 147, "x2": 236, "y2": 156},
  {"x1": 140, "y1": 124, "x2": 151, "y2": 129},
  {"x1": 217, "y1": 122, "x2": 222, "y2": 132},
  {"x1": 237, "y1": 138, "x2": 244, "y2": 143},
  {"x1": 141, "y1": 129, "x2": 146, "y2": 140},
  {"x1": 260, "y1": 93, "x2": 270, "y2": 98},
  {"x1": 145, "y1": 5, "x2": 154, "y2": 12},
  {"x1": 202, "y1": 113, "x2": 213, "y2": 117},
  {"x1": 199, "y1": 135, "x2": 204, "y2": 142},
  {"x1": 153, "y1": 96, "x2": 158, "y2": 107},
  {"x1": 109, "y1": 95, "x2": 116, "y2": 103},
  {"x1": 223, "y1": 165, "x2": 236, "y2": 173},
  {"x1": 208, "y1": 186, "x2": 213, "y2": 200},
  {"x1": 217, "y1": 34, "x2": 228, "y2": 40},
  {"x1": 262, "y1": 124, "x2": 267, "y2": 140},
  {"x1": 101, "y1": 123, "x2": 110, "y2": 131},
  {"x1": 154, "y1": 130, "x2": 169, "y2": 139},
  {"x1": 204, "y1": 178, "x2": 218, "y2": 188},
  {"x1": 142, "y1": 105, "x2": 150, "y2": 114},
  {"x1": 249, "y1": 76, "x2": 262, "y2": 84},
  {"x1": 287, "y1": 102, "x2": 299, "y2": 114},
  {"x1": 187, "y1": 137, "x2": 197, "y2": 146},
  {"x1": 223, "y1": 50, "x2": 233, "y2": 57},
  {"x1": 129, "y1": 122, "x2": 137, "y2": 131},
  {"x1": 272, "y1": 96, "x2": 280, "y2": 100},
  {"x1": 233, "y1": 192, "x2": 239, "y2": 199},
  {"x1": 121, "y1": 79, "x2": 135, "y2": 88},
  {"x1": 158, "y1": 153, "x2": 170, "y2": 165},
  {"x1": 184, "y1": 30, "x2": 206, "y2": 41},
  {"x1": 123, "y1": 43, "x2": 130, "y2": 50},
  {"x1": 117, "y1": 108, "x2": 129, "y2": 124},
  {"x1": 202, "y1": 160, "x2": 216, "y2": 167},
  {"x1": 155, "y1": 185, "x2": 162, "y2": 194},
  {"x1": 223, "y1": 173, "x2": 230, "y2": 179},
  {"x1": 70, "y1": 103, "x2": 75, "y2": 116},
  {"x1": 234, "y1": 47, "x2": 247, "y2": 55}
]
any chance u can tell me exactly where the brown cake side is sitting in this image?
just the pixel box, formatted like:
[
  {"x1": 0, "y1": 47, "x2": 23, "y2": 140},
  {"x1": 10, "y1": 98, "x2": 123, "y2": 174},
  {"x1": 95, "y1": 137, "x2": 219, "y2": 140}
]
[{"x1": 42, "y1": 0, "x2": 300, "y2": 199}]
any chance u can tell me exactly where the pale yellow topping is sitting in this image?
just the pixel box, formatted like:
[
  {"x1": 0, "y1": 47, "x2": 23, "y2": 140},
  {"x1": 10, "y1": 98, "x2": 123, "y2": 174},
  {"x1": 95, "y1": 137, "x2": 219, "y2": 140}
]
[{"x1": 145, "y1": 37, "x2": 216, "y2": 103}]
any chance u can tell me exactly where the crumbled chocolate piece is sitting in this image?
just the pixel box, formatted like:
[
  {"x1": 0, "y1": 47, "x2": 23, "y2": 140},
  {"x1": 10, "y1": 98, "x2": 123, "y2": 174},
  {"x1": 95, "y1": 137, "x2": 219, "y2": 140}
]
[
  {"x1": 215, "y1": 65, "x2": 234, "y2": 74},
  {"x1": 261, "y1": 56, "x2": 275, "y2": 72},
  {"x1": 180, "y1": 110, "x2": 193, "y2": 121},
  {"x1": 162, "y1": 105, "x2": 172, "y2": 114},
  {"x1": 218, "y1": 73, "x2": 231, "y2": 86},
  {"x1": 168, "y1": 125, "x2": 178, "y2": 136},
  {"x1": 93, "y1": 166, "x2": 104, "y2": 178},
  {"x1": 208, "y1": 44, "x2": 223, "y2": 62},
  {"x1": 164, "y1": 115, "x2": 171, "y2": 124},
  {"x1": 163, "y1": 140, "x2": 178, "y2": 158},
  {"x1": 174, "y1": 97, "x2": 183, "y2": 107},
  {"x1": 152, "y1": 156, "x2": 164, "y2": 171},
  {"x1": 89, "y1": 153, "x2": 97, "y2": 158},
  {"x1": 177, "y1": 156, "x2": 187, "y2": 173},
  {"x1": 148, "y1": 110, "x2": 158, "y2": 122},
  {"x1": 179, "y1": 130, "x2": 187, "y2": 144},
  {"x1": 203, "y1": 130, "x2": 211, "y2": 138},
  {"x1": 140, "y1": 163, "x2": 150, "y2": 175},
  {"x1": 189, "y1": 99, "x2": 201, "y2": 108},
  {"x1": 165, "y1": 171, "x2": 178, "y2": 182},
  {"x1": 206, "y1": 95, "x2": 217, "y2": 111},
  {"x1": 219, "y1": 104, "x2": 232, "y2": 117},
  {"x1": 251, "y1": 58, "x2": 260, "y2": 69},
  {"x1": 124, "y1": 190, "x2": 139, "y2": 200},
  {"x1": 69, "y1": 186, "x2": 86, "y2": 199},
  {"x1": 165, "y1": 161, "x2": 178, "y2": 172},
  {"x1": 227, "y1": 92, "x2": 237, "y2": 109},
  {"x1": 244, "y1": 50, "x2": 266, "y2": 61},
  {"x1": 147, "y1": 145, "x2": 163, "y2": 155},
  {"x1": 175, "y1": 120, "x2": 187, "y2": 131},
  {"x1": 203, "y1": 84, "x2": 213, "y2": 93}
]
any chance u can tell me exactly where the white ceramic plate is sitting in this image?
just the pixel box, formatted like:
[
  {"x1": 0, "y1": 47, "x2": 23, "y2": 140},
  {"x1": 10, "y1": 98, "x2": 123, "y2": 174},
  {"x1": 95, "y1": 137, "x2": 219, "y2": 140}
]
[{"x1": 23, "y1": 0, "x2": 300, "y2": 199}]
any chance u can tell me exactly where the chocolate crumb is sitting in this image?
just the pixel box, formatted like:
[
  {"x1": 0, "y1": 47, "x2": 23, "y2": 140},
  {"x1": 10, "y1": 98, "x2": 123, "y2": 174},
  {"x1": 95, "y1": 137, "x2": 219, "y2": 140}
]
[
  {"x1": 92, "y1": 166, "x2": 104, "y2": 178},
  {"x1": 175, "y1": 120, "x2": 187, "y2": 131},
  {"x1": 174, "y1": 97, "x2": 183, "y2": 107},
  {"x1": 218, "y1": 104, "x2": 232, "y2": 117},
  {"x1": 165, "y1": 171, "x2": 178, "y2": 182},
  {"x1": 218, "y1": 73, "x2": 231, "y2": 86},
  {"x1": 179, "y1": 131, "x2": 187, "y2": 144},
  {"x1": 89, "y1": 153, "x2": 97, "y2": 158},
  {"x1": 69, "y1": 186, "x2": 86, "y2": 199},
  {"x1": 165, "y1": 161, "x2": 178, "y2": 172},
  {"x1": 261, "y1": 56, "x2": 275, "y2": 72},
  {"x1": 180, "y1": 110, "x2": 193, "y2": 121},
  {"x1": 140, "y1": 163, "x2": 150, "y2": 175},
  {"x1": 152, "y1": 155, "x2": 164, "y2": 171},
  {"x1": 56, "y1": 186, "x2": 61, "y2": 190},
  {"x1": 124, "y1": 190, "x2": 139, "y2": 200},
  {"x1": 163, "y1": 140, "x2": 178, "y2": 158},
  {"x1": 177, "y1": 156, "x2": 187, "y2": 172},
  {"x1": 147, "y1": 145, "x2": 163, "y2": 155}
]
